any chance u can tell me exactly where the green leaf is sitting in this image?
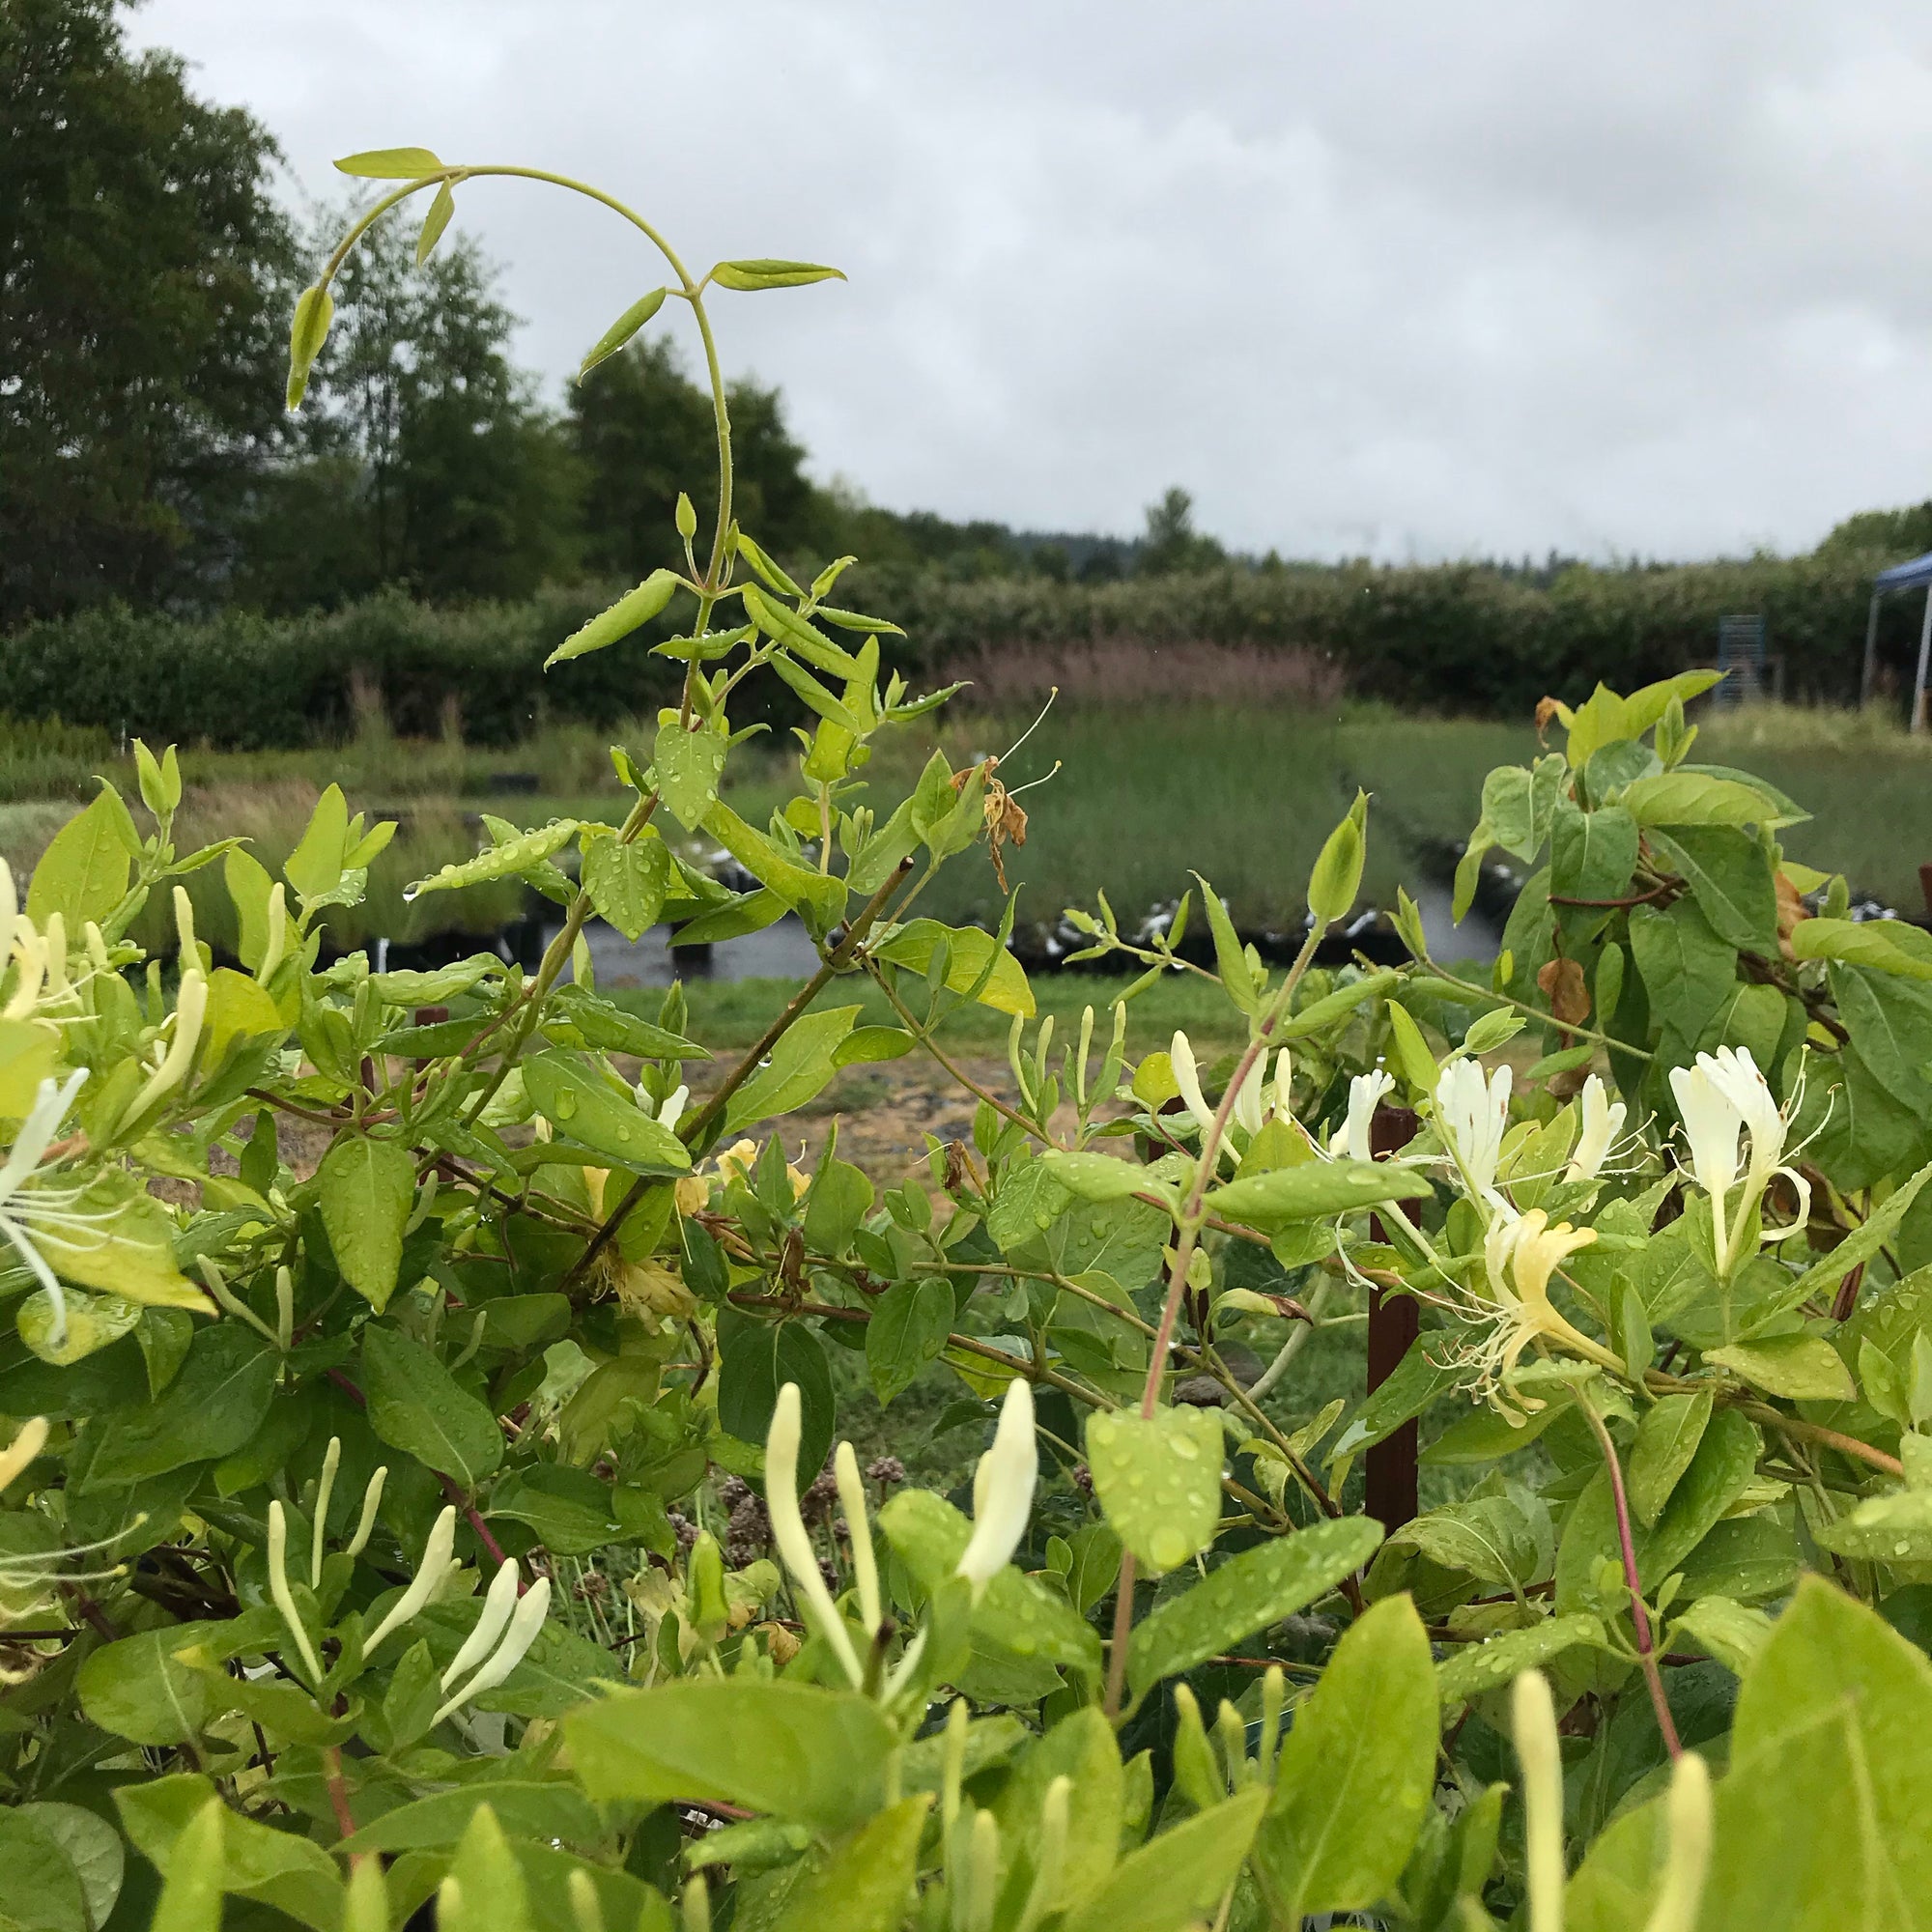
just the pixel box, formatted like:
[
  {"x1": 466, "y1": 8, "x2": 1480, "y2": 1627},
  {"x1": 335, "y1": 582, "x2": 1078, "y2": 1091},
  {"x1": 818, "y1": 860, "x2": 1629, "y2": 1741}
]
[
  {"x1": 1702, "y1": 1577, "x2": 1932, "y2": 1930},
  {"x1": 866, "y1": 1277, "x2": 952, "y2": 1404},
  {"x1": 1789, "y1": 915, "x2": 1932, "y2": 981},
  {"x1": 334, "y1": 145, "x2": 444, "y2": 177},
  {"x1": 565, "y1": 1680, "x2": 893, "y2": 1831},
  {"x1": 523, "y1": 1052, "x2": 692, "y2": 1175},
  {"x1": 1062, "y1": 1788, "x2": 1266, "y2": 1932},
  {"x1": 1126, "y1": 1517, "x2": 1381, "y2": 1698},
  {"x1": 1627, "y1": 1390, "x2": 1712, "y2": 1527},
  {"x1": 83, "y1": 1324, "x2": 276, "y2": 1484},
  {"x1": 1205, "y1": 1157, "x2": 1431, "y2": 1226},
  {"x1": 1832, "y1": 964, "x2": 1932, "y2": 1110},
  {"x1": 1629, "y1": 896, "x2": 1737, "y2": 1044},
  {"x1": 740, "y1": 584, "x2": 861, "y2": 676},
  {"x1": 361, "y1": 1324, "x2": 504, "y2": 1488},
  {"x1": 1637, "y1": 1407, "x2": 1760, "y2": 1584},
  {"x1": 1647, "y1": 825, "x2": 1778, "y2": 951},
  {"x1": 1549, "y1": 801, "x2": 1638, "y2": 909},
  {"x1": 318, "y1": 1134, "x2": 416, "y2": 1309},
  {"x1": 0, "y1": 1811, "x2": 92, "y2": 1932},
  {"x1": 1435, "y1": 1612, "x2": 1607, "y2": 1707},
  {"x1": 78, "y1": 1628, "x2": 213, "y2": 1745},
  {"x1": 1669, "y1": 1593, "x2": 1775, "y2": 1675},
  {"x1": 1811, "y1": 1486, "x2": 1932, "y2": 1564},
  {"x1": 1084, "y1": 1406, "x2": 1223, "y2": 1574},
  {"x1": 1706, "y1": 1333, "x2": 1856, "y2": 1402},
  {"x1": 341, "y1": 1782, "x2": 600, "y2": 1855},
  {"x1": 25, "y1": 790, "x2": 134, "y2": 931},
  {"x1": 874, "y1": 918, "x2": 1036, "y2": 1017},
  {"x1": 548, "y1": 570, "x2": 682, "y2": 668},
  {"x1": 710, "y1": 258, "x2": 847, "y2": 292},
  {"x1": 1775, "y1": 1158, "x2": 1932, "y2": 1314},
  {"x1": 412, "y1": 178, "x2": 456, "y2": 263},
  {"x1": 991, "y1": 1706, "x2": 1122, "y2": 1912},
  {"x1": 1620, "y1": 770, "x2": 1787, "y2": 827},
  {"x1": 767, "y1": 1796, "x2": 931, "y2": 1932},
  {"x1": 833, "y1": 1025, "x2": 916, "y2": 1066},
  {"x1": 702, "y1": 800, "x2": 846, "y2": 931},
  {"x1": 1330, "y1": 1339, "x2": 1463, "y2": 1461},
  {"x1": 283, "y1": 782, "x2": 350, "y2": 904},
  {"x1": 579, "y1": 288, "x2": 668, "y2": 375},
  {"x1": 1256, "y1": 1596, "x2": 1437, "y2": 1924},
  {"x1": 1190, "y1": 871, "x2": 1261, "y2": 1012},
  {"x1": 147, "y1": 1799, "x2": 223, "y2": 1932},
  {"x1": 286, "y1": 284, "x2": 333, "y2": 409},
  {"x1": 581, "y1": 832, "x2": 669, "y2": 942},
  {"x1": 405, "y1": 817, "x2": 580, "y2": 898},
  {"x1": 8, "y1": 1804, "x2": 123, "y2": 1932},
  {"x1": 716, "y1": 1313, "x2": 833, "y2": 1486},
  {"x1": 724, "y1": 1006, "x2": 861, "y2": 1132}
]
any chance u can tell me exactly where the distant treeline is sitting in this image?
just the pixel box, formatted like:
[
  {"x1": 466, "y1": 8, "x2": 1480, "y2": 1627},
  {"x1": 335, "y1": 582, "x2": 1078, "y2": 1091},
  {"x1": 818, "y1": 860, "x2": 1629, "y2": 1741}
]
[{"x1": 5, "y1": 541, "x2": 1926, "y2": 752}]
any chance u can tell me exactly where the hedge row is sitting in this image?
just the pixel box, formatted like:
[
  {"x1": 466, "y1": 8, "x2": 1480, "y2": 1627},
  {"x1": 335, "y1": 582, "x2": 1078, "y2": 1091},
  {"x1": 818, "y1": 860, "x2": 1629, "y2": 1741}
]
[{"x1": 0, "y1": 551, "x2": 1910, "y2": 748}]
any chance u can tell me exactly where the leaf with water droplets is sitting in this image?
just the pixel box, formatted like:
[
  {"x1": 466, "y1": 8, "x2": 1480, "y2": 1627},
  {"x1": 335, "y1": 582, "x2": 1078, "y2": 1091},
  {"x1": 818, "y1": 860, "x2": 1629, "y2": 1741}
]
[
  {"x1": 1084, "y1": 1406, "x2": 1224, "y2": 1575},
  {"x1": 521, "y1": 1052, "x2": 691, "y2": 1176}
]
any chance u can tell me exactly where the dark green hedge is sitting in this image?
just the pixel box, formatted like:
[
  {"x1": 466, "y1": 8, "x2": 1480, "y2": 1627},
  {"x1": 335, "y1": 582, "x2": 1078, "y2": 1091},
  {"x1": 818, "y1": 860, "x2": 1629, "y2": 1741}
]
[{"x1": 0, "y1": 552, "x2": 1907, "y2": 749}]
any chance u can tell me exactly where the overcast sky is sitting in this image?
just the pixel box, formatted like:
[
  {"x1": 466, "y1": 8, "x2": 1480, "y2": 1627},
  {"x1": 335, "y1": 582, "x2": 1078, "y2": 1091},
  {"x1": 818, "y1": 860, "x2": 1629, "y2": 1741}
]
[{"x1": 132, "y1": 1, "x2": 1932, "y2": 561}]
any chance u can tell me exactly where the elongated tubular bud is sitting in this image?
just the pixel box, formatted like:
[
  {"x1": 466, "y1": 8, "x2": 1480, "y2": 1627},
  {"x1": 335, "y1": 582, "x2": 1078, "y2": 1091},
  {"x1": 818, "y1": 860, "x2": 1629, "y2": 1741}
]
[
  {"x1": 364, "y1": 1504, "x2": 457, "y2": 1653},
  {"x1": 1513, "y1": 1669, "x2": 1565, "y2": 1932},
  {"x1": 440, "y1": 1557, "x2": 523, "y2": 1691},
  {"x1": 267, "y1": 1500, "x2": 325, "y2": 1679},
  {"x1": 764, "y1": 1382, "x2": 864, "y2": 1688},
  {"x1": 258, "y1": 883, "x2": 288, "y2": 983},
  {"x1": 432, "y1": 1575, "x2": 551, "y2": 1725},
  {"x1": 1014, "y1": 1774, "x2": 1071, "y2": 1932},
  {"x1": 1258, "y1": 1663, "x2": 1287, "y2": 1777},
  {"x1": 127, "y1": 967, "x2": 207, "y2": 1122},
  {"x1": 1641, "y1": 1751, "x2": 1713, "y2": 1932},
  {"x1": 274, "y1": 1265, "x2": 294, "y2": 1349},
  {"x1": 0, "y1": 1416, "x2": 48, "y2": 1494},
  {"x1": 345, "y1": 1465, "x2": 387, "y2": 1559},
  {"x1": 834, "y1": 1440, "x2": 882, "y2": 1635},
  {"x1": 311, "y1": 1436, "x2": 341, "y2": 1588},
  {"x1": 940, "y1": 1696, "x2": 968, "y2": 1877},
  {"x1": 964, "y1": 1810, "x2": 1000, "y2": 1932}
]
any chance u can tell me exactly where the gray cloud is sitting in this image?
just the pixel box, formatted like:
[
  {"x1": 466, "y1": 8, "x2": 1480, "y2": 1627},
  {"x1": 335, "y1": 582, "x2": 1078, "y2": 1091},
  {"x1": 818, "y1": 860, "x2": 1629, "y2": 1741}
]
[{"x1": 133, "y1": 0, "x2": 1932, "y2": 559}]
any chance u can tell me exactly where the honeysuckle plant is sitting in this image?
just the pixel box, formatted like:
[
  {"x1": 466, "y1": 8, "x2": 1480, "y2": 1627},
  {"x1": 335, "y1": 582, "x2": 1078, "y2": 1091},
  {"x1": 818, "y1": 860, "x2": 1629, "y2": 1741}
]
[{"x1": 3, "y1": 148, "x2": 1932, "y2": 1932}]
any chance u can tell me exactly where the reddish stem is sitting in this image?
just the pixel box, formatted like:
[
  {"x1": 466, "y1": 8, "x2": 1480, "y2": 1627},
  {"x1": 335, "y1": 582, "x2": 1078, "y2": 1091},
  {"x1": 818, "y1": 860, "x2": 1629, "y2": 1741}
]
[
  {"x1": 324, "y1": 1745, "x2": 356, "y2": 1838},
  {"x1": 1582, "y1": 1404, "x2": 1681, "y2": 1760}
]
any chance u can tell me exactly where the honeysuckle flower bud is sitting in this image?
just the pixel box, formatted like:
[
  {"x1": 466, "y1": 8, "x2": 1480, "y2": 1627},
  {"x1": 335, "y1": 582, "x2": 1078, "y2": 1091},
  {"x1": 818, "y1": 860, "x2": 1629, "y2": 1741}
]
[
  {"x1": 833, "y1": 1440, "x2": 882, "y2": 1635},
  {"x1": 1513, "y1": 1670, "x2": 1564, "y2": 1932},
  {"x1": 173, "y1": 886, "x2": 197, "y2": 965},
  {"x1": 1668, "y1": 1046, "x2": 1809, "y2": 1276},
  {"x1": 126, "y1": 968, "x2": 207, "y2": 1123},
  {"x1": 440, "y1": 1558, "x2": 523, "y2": 1690},
  {"x1": 364, "y1": 1504, "x2": 458, "y2": 1653},
  {"x1": 765, "y1": 1382, "x2": 865, "y2": 1688},
  {"x1": 266, "y1": 1499, "x2": 326, "y2": 1680},
  {"x1": 1168, "y1": 1031, "x2": 1218, "y2": 1142},
  {"x1": 1231, "y1": 1054, "x2": 1266, "y2": 1137},
  {"x1": 1329, "y1": 1068, "x2": 1395, "y2": 1162},
  {"x1": 310, "y1": 1436, "x2": 341, "y2": 1588},
  {"x1": 1266, "y1": 1047, "x2": 1294, "y2": 1125},
  {"x1": 344, "y1": 1465, "x2": 387, "y2": 1559},
  {"x1": 657, "y1": 1083, "x2": 690, "y2": 1130},
  {"x1": 432, "y1": 1575, "x2": 550, "y2": 1726},
  {"x1": 955, "y1": 1377, "x2": 1037, "y2": 1603},
  {"x1": 1435, "y1": 1057, "x2": 1512, "y2": 1202},
  {"x1": 257, "y1": 883, "x2": 288, "y2": 983},
  {"x1": 0, "y1": 1417, "x2": 48, "y2": 1495},
  {"x1": 1565, "y1": 1074, "x2": 1627, "y2": 1182},
  {"x1": 1642, "y1": 1749, "x2": 1714, "y2": 1932}
]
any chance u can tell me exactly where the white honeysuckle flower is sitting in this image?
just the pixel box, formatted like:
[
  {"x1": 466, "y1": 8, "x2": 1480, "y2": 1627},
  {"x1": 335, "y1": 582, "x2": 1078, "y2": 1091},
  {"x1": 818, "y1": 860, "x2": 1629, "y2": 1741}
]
[
  {"x1": 363, "y1": 1505, "x2": 459, "y2": 1653},
  {"x1": 656, "y1": 1084, "x2": 689, "y2": 1130},
  {"x1": 765, "y1": 1382, "x2": 866, "y2": 1689},
  {"x1": 1565, "y1": 1075, "x2": 1628, "y2": 1183},
  {"x1": 432, "y1": 1575, "x2": 551, "y2": 1727},
  {"x1": 1168, "y1": 1031, "x2": 1219, "y2": 1142},
  {"x1": 1266, "y1": 1048, "x2": 1294, "y2": 1125},
  {"x1": 1435, "y1": 1057, "x2": 1513, "y2": 1202},
  {"x1": 1329, "y1": 1068, "x2": 1395, "y2": 1162},
  {"x1": 0, "y1": 1069, "x2": 99, "y2": 1350},
  {"x1": 1457, "y1": 1208, "x2": 1620, "y2": 1413},
  {"x1": 440, "y1": 1557, "x2": 523, "y2": 1690},
  {"x1": 955, "y1": 1378, "x2": 1037, "y2": 1603},
  {"x1": 1667, "y1": 1047, "x2": 1810, "y2": 1275},
  {"x1": 266, "y1": 1500, "x2": 326, "y2": 1679}
]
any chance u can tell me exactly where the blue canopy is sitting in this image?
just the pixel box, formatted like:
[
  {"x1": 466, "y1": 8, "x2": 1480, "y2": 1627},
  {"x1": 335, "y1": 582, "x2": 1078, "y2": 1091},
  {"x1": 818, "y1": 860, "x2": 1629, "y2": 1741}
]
[{"x1": 1874, "y1": 549, "x2": 1932, "y2": 592}]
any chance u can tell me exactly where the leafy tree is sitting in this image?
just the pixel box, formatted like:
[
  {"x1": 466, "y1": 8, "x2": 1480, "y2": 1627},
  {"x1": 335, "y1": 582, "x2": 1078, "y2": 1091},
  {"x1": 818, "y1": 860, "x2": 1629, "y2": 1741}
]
[
  {"x1": 1137, "y1": 484, "x2": 1226, "y2": 575},
  {"x1": 0, "y1": 0, "x2": 297, "y2": 624},
  {"x1": 237, "y1": 211, "x2": 580, "y2": 611},
  {"x1": 568, "y1": 336, "x2": 826, "y2": 574},
  {"x1": 1815, "y1": 500, "x2": 1932, "y2": 563}
]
